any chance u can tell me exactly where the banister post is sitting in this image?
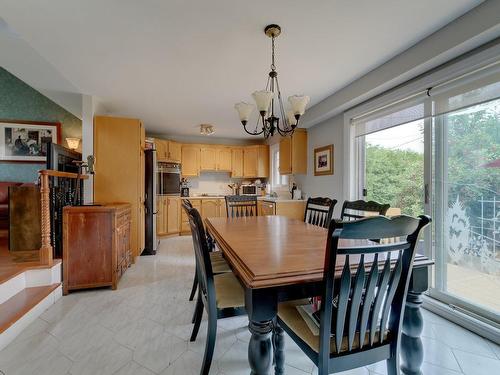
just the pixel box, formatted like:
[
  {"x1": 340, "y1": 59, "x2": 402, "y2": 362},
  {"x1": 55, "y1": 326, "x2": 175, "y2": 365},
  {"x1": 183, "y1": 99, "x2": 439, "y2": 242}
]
[{"x1": 39, "y1": 171, "x2": 53, "y2": 266}]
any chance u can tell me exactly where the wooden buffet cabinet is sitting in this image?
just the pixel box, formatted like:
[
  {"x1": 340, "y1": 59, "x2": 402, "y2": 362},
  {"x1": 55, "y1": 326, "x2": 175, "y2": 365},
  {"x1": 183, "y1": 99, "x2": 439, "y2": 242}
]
[{"x1": 62, "y1": 203, "x2": 131, "y2": 295}]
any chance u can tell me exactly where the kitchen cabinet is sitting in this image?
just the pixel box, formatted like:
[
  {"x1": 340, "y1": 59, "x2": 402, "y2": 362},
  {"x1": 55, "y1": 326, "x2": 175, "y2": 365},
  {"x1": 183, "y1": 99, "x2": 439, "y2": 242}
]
[
  {"x1": 243, "y1": 147, "x2": 258, "y2": 177},
  {"x1": 167, "y1": 197, "x2": 180, "y2": 233},
  {"x1": 156, "y1": 196, "x2": 168, "y2": 236},
  {"x1": 258, "y1": 201, "x2": 275, "y2": 216},
  {"x1": 279, "y1": 129, "x2": 307, "y2": 175},
  {"x1": 217, "y1": 147, "x2": 232, "y2": 171},
  {"x1": 200, "y1": 147, "x2": 217, "y2": 171},
  {"x1": 155, "y1": 139, "x2": 168, "y2": 161},
  {"x1": 155, "y1": 139, "x2": 182, "y2": 162},
  {"x1": 94, "y1": 116, "x2": 144, "y2": 260},
  {"x1": 258, "y1": 200, "x2": 306, "y2": 220},
  {"x1": 182, "y1": 145, "x2": 201, "y2": 176},
  {"x1": 168, "y1": 141, "x2": 182, "y2": 162},
  {"x1": 201, "y1": 199, "x2": 220, "y2": 220},
  {"x1": 231, "y1": 148, "x2": 244, "y2": 177},
  {"x1": 181, "y1": 199, "x2": 201, "y2": 234},
  {"x1": 244, "y1": 145, "x2": 269, "y2": 178},
  {"x1": 157, "y1": 196, "x2": 180, "y2": 236}
]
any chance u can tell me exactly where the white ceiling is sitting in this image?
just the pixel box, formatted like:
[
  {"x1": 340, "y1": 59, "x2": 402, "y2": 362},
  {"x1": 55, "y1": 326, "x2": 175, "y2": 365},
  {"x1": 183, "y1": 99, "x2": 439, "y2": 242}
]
[{"x1": 0, "y1": 0, "x2": 483, "y2": 138}]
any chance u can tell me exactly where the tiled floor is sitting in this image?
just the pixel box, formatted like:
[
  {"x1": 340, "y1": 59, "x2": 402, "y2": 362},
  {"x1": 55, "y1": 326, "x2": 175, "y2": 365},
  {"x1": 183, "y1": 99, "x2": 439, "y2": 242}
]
[{"x1": 0, "y1": 235, "x2": 499, "y2": 375}]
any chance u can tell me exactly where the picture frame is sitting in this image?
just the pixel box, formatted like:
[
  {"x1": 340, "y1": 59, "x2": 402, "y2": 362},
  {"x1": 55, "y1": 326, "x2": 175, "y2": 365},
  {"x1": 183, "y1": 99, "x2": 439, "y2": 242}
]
[
  {"x1": 0, "y1": 120, "x2": 61, "y2": 163},
  {"x1": 314, "y1": 144, "x2": 334, "y2": 176}
]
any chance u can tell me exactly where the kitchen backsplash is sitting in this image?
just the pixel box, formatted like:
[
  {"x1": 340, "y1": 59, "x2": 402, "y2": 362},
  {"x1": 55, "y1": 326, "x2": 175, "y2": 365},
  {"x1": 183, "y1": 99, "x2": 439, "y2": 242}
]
[{"x1": 186, "y1": 172, "x2": 266, "y2": 196}]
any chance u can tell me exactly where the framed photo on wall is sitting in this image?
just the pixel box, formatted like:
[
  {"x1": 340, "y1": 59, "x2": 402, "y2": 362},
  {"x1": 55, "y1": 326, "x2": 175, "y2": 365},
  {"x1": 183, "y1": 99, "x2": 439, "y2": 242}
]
[
  {"x1": 314, "y1": 144, "x2": 334, "y2": 176},
  {"x1": 0, "y1": 120, "x2": 61, "y2": 163}
]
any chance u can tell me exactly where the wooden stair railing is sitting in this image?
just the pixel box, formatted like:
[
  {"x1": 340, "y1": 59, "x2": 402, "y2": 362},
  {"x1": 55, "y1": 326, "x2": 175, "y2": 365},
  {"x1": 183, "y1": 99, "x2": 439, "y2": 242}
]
[{"x1": 38, "y1": 170, "x2": 88, "y2": 266}]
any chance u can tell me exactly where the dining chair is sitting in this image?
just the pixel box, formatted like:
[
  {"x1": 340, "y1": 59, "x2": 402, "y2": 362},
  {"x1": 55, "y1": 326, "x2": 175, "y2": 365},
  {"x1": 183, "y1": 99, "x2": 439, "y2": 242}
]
[
  {"x1": 184, "y1": 203, "x2": 246, "y2": 375},
  {"x1": 225, "y1": 195, "x2": 258, "y2": 218},
  {"x1": 340, "y1": 199, "x2": 390, "y2": 221},
  {"x1": 276, "y1": 214, "x2": 431, "y2": 375},
  {"x1": 183, "y1": 200, "x2": 231, "y2": 303},
  {"x1": 304, "y1": 197, "x2": 338, "y2": 228}
]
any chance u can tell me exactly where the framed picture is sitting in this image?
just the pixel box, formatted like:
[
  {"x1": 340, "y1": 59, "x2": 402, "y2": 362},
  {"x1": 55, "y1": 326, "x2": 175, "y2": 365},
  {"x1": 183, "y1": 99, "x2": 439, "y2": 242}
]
[
  {"x1": 0, "y1": 120, "x2": 61, "y2": 163},
  {"x1": 314, "y1": 144, "x2": 334, "y2": 176}
]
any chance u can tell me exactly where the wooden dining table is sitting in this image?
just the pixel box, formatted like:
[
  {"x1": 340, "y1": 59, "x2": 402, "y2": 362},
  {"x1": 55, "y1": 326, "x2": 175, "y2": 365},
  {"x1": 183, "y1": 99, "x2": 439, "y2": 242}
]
[{"x1": 205, "y1": 215, "x2": 433, "y2": 375}]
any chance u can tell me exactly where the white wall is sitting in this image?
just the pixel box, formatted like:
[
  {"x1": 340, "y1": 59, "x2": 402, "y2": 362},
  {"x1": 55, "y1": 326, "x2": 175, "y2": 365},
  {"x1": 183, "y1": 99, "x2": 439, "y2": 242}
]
[{"x1": 294, "y1": 114, "x2": 344, "y2": 217}]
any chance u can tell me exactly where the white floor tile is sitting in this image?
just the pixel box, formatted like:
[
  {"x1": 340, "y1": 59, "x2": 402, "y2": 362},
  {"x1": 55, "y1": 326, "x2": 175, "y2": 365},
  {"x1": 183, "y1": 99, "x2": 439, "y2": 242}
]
[
  {"x1": 1, "y1": 235, "x2": 498, "y2": 375},
  {"x1": 453, "y1": 349, "x2": 500, "y2": 375}
]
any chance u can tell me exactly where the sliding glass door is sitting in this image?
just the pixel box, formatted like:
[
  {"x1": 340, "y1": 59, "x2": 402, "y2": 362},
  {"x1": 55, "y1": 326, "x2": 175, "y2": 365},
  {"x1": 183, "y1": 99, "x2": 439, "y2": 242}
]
[
  {"x1": 430, "y1": 87, "x2": 500, "y2": 324},
  {"x1": 353, "y1": 69, "x2": 500, "y2": 325}
]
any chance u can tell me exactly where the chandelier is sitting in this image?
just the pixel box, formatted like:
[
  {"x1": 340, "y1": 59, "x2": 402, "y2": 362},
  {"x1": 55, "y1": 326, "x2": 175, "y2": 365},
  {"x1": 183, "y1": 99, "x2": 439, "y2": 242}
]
[{"x1": 234, "y1": 24, "x2": 310, "y2": 139}]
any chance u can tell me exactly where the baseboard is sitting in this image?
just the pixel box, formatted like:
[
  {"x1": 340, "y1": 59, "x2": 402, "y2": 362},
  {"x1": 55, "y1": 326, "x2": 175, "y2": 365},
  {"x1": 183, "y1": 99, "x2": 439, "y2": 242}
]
[{"x1": 422, "y1": 295, "x2": 500, "y2": 345}]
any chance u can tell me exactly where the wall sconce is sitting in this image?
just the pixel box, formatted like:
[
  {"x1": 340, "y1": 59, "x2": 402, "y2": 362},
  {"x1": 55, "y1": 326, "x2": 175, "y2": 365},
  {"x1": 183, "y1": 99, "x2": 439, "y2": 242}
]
[{"x1": 66, "y1": 137, "x2": 81, "y2": 150}]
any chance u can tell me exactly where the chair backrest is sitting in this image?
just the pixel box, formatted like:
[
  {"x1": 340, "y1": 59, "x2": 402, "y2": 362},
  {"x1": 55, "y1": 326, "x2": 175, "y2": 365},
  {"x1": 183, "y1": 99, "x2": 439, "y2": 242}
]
[
  {"x1": 340, "y1": 200, "x2": 390, "y2": 221},
  {"x1": 318, "y1": 215, "x2": 431, "y2": 359},
  {"x1": 181, "y1": 201, "x2": 216, "y2": 309},
  {"x1": 225, "y1": 195, "x2": 258, "y2": 218},
  {"x1": 304, "y1": 197, "x2": 338, "y2": 228}
]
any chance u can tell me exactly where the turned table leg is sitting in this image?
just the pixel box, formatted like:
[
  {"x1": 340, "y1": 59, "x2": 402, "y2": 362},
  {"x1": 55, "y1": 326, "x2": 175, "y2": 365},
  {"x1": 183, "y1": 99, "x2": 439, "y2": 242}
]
[
  {"x1": 400, "y1": 266, "x2": 428, "y2": 375},
  {"x1": 248, "y1": 320, "x2": 274, "y2": 375},
  {"x1": 273, "y1": 325, "x2": 285, "y2": 375}
]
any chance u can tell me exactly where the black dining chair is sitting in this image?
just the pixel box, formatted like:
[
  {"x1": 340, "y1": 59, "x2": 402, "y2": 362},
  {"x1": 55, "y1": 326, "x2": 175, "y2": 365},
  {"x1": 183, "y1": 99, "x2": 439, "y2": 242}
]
[
  {"x1": 304, "y1": 197, "x2": 338, "y2": 228},
  {"x1": 340, "y1": 199, "x2": 390, "y2": 221},
  {"x1": 184, "y1": 203, "x2": 246, "y2": 375},
  {"x1": 276, "y1": 214, "x2": 431, "y2": 375},
  {"x1": 183, "y1": 200, "x2": 231, "y2": 302},
  {"x1": 225, "y1": 195, "x2": 258, "y2": 217}
]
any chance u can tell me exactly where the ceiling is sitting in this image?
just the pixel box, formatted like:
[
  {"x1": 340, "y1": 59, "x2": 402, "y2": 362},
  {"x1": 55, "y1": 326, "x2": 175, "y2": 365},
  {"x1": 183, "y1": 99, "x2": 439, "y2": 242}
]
[{"x1": 0, "y1": 0, "x2": 484, "y2": 138}]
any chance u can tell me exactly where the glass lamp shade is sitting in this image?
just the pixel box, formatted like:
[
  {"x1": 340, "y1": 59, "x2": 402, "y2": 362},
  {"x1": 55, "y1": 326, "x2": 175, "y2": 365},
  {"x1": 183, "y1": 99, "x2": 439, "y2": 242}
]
[
  {"x1": 252, "y1": 90, "x2": 274, "y2": 113},
  {"x1": 234, "y1": 102, "x2": 254, "y2": 123},
  {"x1": 288, "y1": 95, "x2": 310, "y2": 116},
  {"x1": 286, "y1": 110, "x2": 297, "y2": 126},
  {"x1": 66, "y1": 137, "x2": 81, "y2": 150}
]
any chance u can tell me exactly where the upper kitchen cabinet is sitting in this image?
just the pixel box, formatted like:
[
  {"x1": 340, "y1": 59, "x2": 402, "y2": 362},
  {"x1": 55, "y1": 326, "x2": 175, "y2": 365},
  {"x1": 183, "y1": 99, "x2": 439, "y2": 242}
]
[
  {"x1": 154, "y1": 139, "x2": 181, "y2": 162},
  {"x1": 217, "y1": 147, "x2": 232, "y2": 171},
  {"x1": 244, "y1": 145, "x2": 269, "y2": 178},
  {"x1": 279, "y1": 129, "x2": 307, "y2": 175},
  {"x1": 231, "y1": 147, "x2": 244, "y2": 177},
  {"x1": 168, "y1": 141, "x2": 182, "y2": 162},
  {"x1": 181, "y1": 145, "x2": 200, "y2": 176},
  {"x1": 200, "y1": 146, "x2": 232, "y2": 172},
  {"x1": 200, "y1": 146, "x2": 217, "y2": 171}
]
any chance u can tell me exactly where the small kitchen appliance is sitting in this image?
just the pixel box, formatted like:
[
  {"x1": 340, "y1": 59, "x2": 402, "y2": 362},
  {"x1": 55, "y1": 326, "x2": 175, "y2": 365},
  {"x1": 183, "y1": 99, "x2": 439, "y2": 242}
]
[{"x1": 241, "y1": 184, "x2": 257, "y2": 195}]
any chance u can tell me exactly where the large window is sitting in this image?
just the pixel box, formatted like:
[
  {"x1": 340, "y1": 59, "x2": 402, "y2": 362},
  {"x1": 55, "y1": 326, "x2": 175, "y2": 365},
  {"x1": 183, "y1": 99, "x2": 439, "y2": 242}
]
[
  {"x1": 352, "y1": 66, "x2": 500, "y2": 326},
  {"x1": 270, "y1": 143, "x2": 288, "y2": 188}
]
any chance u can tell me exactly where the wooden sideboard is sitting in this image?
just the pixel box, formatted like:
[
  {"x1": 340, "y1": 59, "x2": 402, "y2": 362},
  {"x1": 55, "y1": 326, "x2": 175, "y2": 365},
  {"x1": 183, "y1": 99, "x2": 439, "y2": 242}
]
[{"x1": 62, "y1": 203, "x2": 131, "y2": 294}]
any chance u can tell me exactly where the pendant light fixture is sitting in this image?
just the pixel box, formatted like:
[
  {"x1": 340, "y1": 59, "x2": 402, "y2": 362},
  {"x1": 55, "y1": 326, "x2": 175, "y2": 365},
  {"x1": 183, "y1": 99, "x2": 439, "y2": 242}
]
[{"x1": 234, "y1": 24, "x2": 310, "y2": 139}]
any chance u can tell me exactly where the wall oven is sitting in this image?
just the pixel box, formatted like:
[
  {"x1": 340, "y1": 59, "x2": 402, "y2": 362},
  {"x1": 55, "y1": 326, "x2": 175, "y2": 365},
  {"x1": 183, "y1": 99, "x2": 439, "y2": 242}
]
[{"x1": 157, "y1": 162, "x2": 181, "y2": 195}]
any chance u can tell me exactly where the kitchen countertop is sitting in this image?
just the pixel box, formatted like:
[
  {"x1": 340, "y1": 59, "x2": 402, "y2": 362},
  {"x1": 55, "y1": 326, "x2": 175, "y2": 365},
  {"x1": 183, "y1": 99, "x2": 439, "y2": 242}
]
[{"x1": 179, "y1": 195, "x2": 305, "y2": 202}]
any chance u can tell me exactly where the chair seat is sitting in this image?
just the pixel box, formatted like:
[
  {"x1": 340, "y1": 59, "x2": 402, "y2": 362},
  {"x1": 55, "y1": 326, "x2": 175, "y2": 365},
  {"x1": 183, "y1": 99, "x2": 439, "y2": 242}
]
[
  {"x1": 214, "y1": 273, "x2": 245, "y2": 309},
  {"x1": 278, "y1": 300, "x2": 388, "y2": 354},
  {"x1": 210, "y1": 252, "x2": 231, "y2": 273}
]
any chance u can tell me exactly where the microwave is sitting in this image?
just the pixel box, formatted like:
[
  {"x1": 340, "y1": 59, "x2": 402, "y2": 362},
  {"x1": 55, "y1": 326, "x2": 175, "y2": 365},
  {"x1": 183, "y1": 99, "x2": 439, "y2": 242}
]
[{"x1": 241, "y1": 184, "x2": 257, "y2": 195}]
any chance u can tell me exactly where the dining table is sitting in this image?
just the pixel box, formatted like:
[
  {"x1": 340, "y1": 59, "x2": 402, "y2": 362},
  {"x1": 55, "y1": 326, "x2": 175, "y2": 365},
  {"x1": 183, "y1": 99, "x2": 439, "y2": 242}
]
[{"x1": 205, "y1": 215, "x2": 433, "y2": 375}]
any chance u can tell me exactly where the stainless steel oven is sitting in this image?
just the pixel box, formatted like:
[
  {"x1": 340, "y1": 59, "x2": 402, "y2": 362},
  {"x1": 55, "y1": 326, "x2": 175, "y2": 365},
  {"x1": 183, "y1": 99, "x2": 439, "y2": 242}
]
[{"x1": 157, "y1": 162, "x2": 181, "y2": 195}]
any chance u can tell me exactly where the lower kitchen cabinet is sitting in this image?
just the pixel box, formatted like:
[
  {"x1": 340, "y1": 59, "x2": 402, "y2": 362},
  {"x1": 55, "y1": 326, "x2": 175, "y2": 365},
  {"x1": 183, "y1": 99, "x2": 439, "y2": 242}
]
[
  {"x1": 258, "y1": 200, "x2": 306, "y2": 220},
  {"x1": 180, "y1": 198, "x2": 226, "y2": 234},
  {"x1": 157, "y1": 196, "x2": 180, "y2": 236}
]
